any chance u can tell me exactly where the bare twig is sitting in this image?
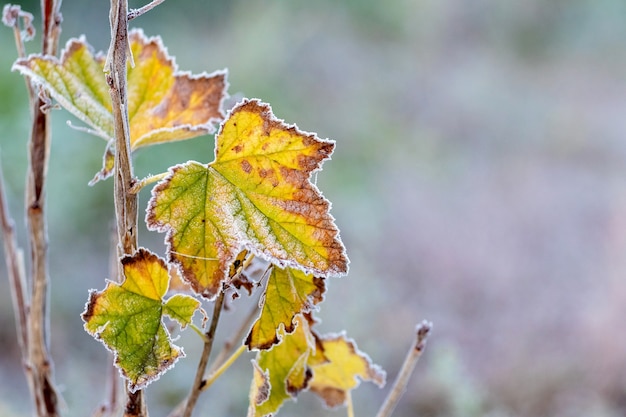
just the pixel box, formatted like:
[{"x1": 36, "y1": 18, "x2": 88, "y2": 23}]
[
  {"x1": 0, "y1": 159, "x2": 28, "y2": 360},
  {"x1": 19, "y1": 0, "x2": 65, "y2": 415},
  {"x1": 375, "y1": 321, "x2": 432, "y2": 417},
  {"x1": 128, "y1": 0, "x2": 166, "y2": 21},
  {"x1": 2, "y1": 4, "x2": 36, "y2": 102}
]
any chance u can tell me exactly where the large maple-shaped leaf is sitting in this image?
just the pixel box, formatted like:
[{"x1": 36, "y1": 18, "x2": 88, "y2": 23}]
[
  {"x1": 81, "y1": 248, "x2": 201, "y2": 392},
  {"x1": 246, "y1": 266, "x2": 325, "y2": 350},
  {"x1": 12, "y1": 29, "x2": 227, "y2": 182},
  {"x1": 147, "y1": 99, "x2": 348, "y2": 299}
]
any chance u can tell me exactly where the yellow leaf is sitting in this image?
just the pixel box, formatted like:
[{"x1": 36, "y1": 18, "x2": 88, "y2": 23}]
[
  {"x1": 147, "y1": 99, "x2": 348, "y2": 299},
  {"x1": 126, "y1": 30, "x2": 227, "y2": 149},
  {"x1": 13, "y1": 29, "x2": 227, "y2": 183},
  {"x1": 246, "y1": 266, "x2": 325, "y2": 350},
  {"x1": 309, "y1": 334, "x2": 386, "y2": 408}
]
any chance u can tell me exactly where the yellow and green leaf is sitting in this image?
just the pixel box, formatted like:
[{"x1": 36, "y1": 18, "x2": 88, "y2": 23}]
[
  {"x1": 248, "y1": 315, "x2": 320, "y2": 417},
  {"x1": 81, "y1": 248, "x2": 201, "y2": 392},
  {"x1": 248, "y1": 313, "x2": 384, "y2": 416},
  {"x1": 246, "y1": 266, "x2": 325, "y2": 350},
  {"x1": 13, "y1": 29, "x2": 227, "y2": 183},
  {"x1": 147, "y1": 99, "x2": 348, "y2": 299}
]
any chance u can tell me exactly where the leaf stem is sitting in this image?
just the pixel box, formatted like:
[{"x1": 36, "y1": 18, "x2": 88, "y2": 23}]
[
  {"x1": 129, "y1": 172, "x2": 169, "y2": 194},
  {"x1": 189, "y1": 323, "x2": 208, "y2": 341},
  {"x1": 200, "y1": 344, "x2": 246, "y2": 392},
  {"x1": 182, "y1": 290, "x2": 226, "y2": 417},
  {"x1": 128, "y1": 0, "x2": 166, "y2": 20},
  {"x1": 346, "y1": 391, "x2": 354, "y2": 417},
  {"x1": 375, "y1": 321, "x2": 432, "y2": 417}
]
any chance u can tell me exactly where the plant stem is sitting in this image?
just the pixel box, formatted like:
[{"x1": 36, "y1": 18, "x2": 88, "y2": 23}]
[
  {"x1": 0, "y1": 160, "x2": 28, "y2": 361},
  {"x1": 106, "y1": 0, "x2": 146, "y2": 415},
  {"x1": 375, "y1": 321, "x2": 432, "y2": 417},
  {"x1": 346, "y1": 391, "x2": 354, "y2": 417},
  {"x1": 207, "y1": 296, "x2": 259, "y2": 376},
  {"x1": 21, "y1": 1, "x2": 64, "y2": 415},
  {"x1": 3, "y1": 4, "x2": 35, "y2": 101},
  {"x1": 181, "y1": 290, "x2": 226, "y2": 417}
]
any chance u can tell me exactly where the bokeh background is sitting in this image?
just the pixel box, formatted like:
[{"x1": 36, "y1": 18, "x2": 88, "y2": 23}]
[{"x1": 2, "y1": 1, "x2": 626, "y2": 416}]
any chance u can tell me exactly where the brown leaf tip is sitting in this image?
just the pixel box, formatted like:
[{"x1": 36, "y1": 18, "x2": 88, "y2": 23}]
[
  {"x1": 121, "y1": 247, "x2": 164, "y2": 268},
  {"x1": 81, "y1": 289, "x2": 100, "y2": 324}
]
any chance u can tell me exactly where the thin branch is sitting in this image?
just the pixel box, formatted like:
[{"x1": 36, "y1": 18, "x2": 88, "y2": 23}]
[
  {"x1": 375, "y1": 321, "x2": 432, "y2": 417},
  {"x1": 0, "y1": 158, "x2": 29, "y2": 359},
  {"x1": 206, "y1": 293, "x2": 260, "y2": 376},
  {"x1": 2, "y1": 4, "x2": 36, "y2": 102},
  {"x1": 21, "y1": 0, "x2": 64, "y2": 415},
  {"x1": 167, "y1": 288, "x2": 259, "y2": 417},
  {"x1": 128, "y1": 0, "x2": 166, "y2": 21},
  {"x1": 182, "y1": 290, "x2": 226, "y2": 417}
]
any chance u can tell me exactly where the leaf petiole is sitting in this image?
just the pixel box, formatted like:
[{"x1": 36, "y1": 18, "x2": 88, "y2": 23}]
[
  {"x1": 190, "y1": 323, "x2": 208, "y2": 342},
  {"x1": 346, "y1": 391, "x2": 354, "y2": 417},
  {"x1": 200, "y1": 344, "x2": 246, "y2": 392},
  {"x1": 130, "y1": 172, "x2": 169, "y2": 194}
]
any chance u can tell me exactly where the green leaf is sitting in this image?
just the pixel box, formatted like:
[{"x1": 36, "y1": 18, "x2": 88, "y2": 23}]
[
  {"x1": 147, "y1": 99, "x2": 348, "y2": 299},
  {"x1": 81, "y1": 248, "x2": 201, "y2": 392},
  {"x1": 246, "y1": 266, "x2": 325, "y2": 350}
]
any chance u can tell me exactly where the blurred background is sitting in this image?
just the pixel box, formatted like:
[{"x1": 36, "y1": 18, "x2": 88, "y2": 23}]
[{"x1": 2, "y1": 0, "x2": 626, "y2": 416}]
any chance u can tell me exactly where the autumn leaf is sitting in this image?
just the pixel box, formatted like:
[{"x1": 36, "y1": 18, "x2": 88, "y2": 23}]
[
  {"x1": 13, "y1": 28, "x2": 227, "y2": 183},
  {"x1": 81, "y1": 248, "x2": 201, "y2": 392},
  {"x1": 309, "y1": 334, "x2": 386, "y2": 408},
  {"x1": 248, "y1": 314, "x2": 384, "y2": 416},
  {"x1": 248, "y1": 315, "x2": 321, "y2": 417},
  {"x1": 147, "y1": 99, "x2": 348, "y2": 299},
  {"x1": 246, "y1": 266, "x2": 325, "y2": 350}
]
